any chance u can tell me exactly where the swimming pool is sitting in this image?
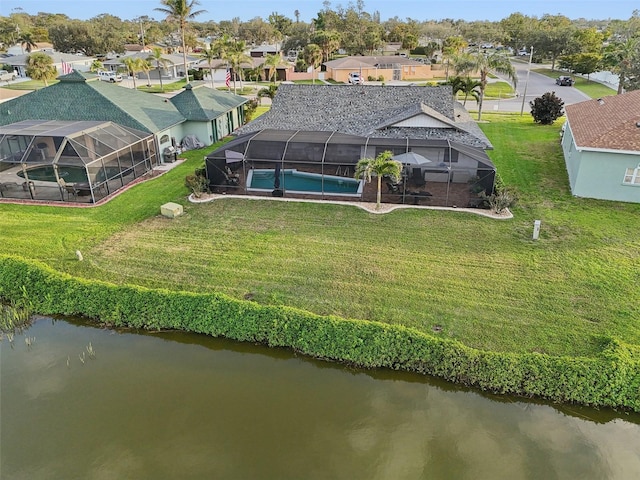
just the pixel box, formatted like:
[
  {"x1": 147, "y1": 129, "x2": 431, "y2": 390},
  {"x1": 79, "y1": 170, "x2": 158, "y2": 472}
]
[
  {"x1": 247, "y1": 169, "x2": 363, "y2": 196},
  {"x1": 17, "y1": 165, "x2": 122, "y2": 184}
]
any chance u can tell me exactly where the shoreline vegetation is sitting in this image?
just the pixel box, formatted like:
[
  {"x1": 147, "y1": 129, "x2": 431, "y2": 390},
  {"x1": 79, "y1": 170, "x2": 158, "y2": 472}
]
[{"x1": 0, "y1": 112, "x2": 639, "y2": 410}]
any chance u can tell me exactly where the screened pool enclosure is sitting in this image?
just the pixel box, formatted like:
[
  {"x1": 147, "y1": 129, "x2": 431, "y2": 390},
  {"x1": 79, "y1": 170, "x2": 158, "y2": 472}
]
[
  {"x1": 206, "y1": 129, "x2": 496, "y2": 208},
  {"x1": 0, "y1": 120, "x2": 157, "y2": 203}
]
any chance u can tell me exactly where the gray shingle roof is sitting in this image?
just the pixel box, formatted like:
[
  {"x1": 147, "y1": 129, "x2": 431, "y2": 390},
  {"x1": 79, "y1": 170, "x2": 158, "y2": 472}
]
[
  {"x1": 236, "y1": 84, "x2": 491, "y2": 148},
  {"x1": 170, "y1": 83, "x2": 247, "y2": 121}
]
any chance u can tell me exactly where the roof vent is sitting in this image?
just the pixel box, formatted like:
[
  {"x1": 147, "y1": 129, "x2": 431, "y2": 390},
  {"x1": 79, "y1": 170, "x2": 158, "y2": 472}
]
[{"x1": 597, "y1": 98, "x2": 605, "y2": 105}]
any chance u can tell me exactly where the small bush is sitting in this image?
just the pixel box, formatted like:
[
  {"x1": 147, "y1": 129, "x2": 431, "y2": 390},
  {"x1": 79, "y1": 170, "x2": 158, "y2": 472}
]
[
  {"x1": 185, "y1": 172, "x2": 208, "y2": 198},
  {"x1": 530, "y1": 92, "x2": 564, "y2": 125}
]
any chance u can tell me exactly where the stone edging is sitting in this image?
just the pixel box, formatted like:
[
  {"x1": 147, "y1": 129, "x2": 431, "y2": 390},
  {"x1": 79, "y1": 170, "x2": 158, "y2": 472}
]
[{"x1": 188, "y1": 193, "x2": 513, "y2": 219}]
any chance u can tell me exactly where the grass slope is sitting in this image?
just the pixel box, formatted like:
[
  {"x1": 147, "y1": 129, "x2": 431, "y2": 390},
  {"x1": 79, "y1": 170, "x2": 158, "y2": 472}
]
[{"x1": 1, "y1": 114, "x2": 638, "y2": 359}]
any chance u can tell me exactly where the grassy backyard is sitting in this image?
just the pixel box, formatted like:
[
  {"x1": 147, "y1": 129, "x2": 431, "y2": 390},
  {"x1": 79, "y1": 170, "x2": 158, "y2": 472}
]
[{"x1": 1, "y1": 113, "x2": 638, "y2": 359}]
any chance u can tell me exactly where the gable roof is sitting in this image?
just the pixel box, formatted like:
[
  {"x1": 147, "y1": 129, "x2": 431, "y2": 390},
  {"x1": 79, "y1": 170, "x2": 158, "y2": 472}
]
[
  {"x1": 235, "y1": 84, "x2": 491, "y2": 148},
  {"x1": 170, "y1": 83, "x2": 247, "y2": 121},
  {"x1": 565, "y1": 90, "x2": 640, "y2": 152},
  {"x1": 0, "y1": 71, "x2": 185, "y2": 133}
]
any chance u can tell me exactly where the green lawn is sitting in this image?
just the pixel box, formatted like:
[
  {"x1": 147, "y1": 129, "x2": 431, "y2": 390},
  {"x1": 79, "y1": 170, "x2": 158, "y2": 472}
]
[{"x1": 1, "y1": 113, "x2": 638, "y2": 358}]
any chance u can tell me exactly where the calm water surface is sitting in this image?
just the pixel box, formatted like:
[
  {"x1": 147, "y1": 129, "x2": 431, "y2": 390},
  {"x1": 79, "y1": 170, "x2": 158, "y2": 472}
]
[{"x1": 2, "y1": 317, "x2": 640, "y2": 479}]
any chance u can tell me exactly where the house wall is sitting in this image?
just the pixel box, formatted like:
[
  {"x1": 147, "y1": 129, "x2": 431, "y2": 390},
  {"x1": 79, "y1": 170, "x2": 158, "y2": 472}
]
[
  {"x1": 569, "y1": 149, "x2": 640, "y2": 203},
  {"x1": 563, "y1": 122, "x2": 640, "y2": 203},
  {"x1": 327, "y1": 64, "x2": 434, "y2": 83}
]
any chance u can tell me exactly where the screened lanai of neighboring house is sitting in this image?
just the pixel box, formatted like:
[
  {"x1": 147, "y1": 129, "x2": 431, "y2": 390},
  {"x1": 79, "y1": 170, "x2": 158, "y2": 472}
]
[
  {"x1": 0, "y1": 120, "x2": 157, "y2": 204},
  {"x1": 205, "y1": 129, "x2": 496, "y2": 208}
]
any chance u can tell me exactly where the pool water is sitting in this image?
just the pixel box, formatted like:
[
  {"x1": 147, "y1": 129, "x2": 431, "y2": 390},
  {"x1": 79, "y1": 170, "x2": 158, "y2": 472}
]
[{"x1": 247, "y1": 169, "x2": 362, "y2": 195}]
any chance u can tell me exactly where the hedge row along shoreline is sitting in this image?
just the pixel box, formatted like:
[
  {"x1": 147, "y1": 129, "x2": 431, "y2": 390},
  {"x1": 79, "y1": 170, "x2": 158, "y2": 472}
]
[{"x1": 2, "y1": 254, "x2": 639, "y2": 411}]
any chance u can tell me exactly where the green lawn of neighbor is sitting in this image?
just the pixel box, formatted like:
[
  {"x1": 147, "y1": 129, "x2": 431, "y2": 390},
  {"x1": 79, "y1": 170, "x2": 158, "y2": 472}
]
[
  {"x1": 1, "y1": 113, "x2": 638, "y2": 359},
  {"x1": 532, "y1": 68, "x2": 617, "y2": 98}
]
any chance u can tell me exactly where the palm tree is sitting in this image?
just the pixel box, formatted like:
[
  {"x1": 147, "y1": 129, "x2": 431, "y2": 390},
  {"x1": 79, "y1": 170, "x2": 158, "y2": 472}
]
[
  {"x1": 123, "y1": 57, "x2": 146, "y2": 89},
  {"x1": 18, "y1": 32, "x2": 37, "y2": 53},
  {"x1": 469, "y1": 50, "x2": 517, "y2": 120},
  {"x1": 354, "y1": 151, "x2": 402, "y2": 210},
  {"x1": 263, "y1": 53, "x2": 286, "y2": 83},
  {"x1": 90, "y1": 60, "x2": 104, "y2": 72},
  {"x1": 25, "y1": 52, "x2": 57, "y2": 87},
  {"x1": 447, "y1": 76, "x2": 481, "y2": 106},
  {"x1": 147, "y1": 47, "x2": 173, "y2": 92},
  {"x1": 155, "y1": 0, "x2": 206, "y2": 83},
  {"x1": 257, "y1": 84, "x2": 278, "y2": 103},
  {"x1": 201, "y1": 43, "x2": 217, "y2": 89},
  {"x1": 224, "y1": 41, "x2": 252, "y2": 93},
  {"x1": 301, "y1": 43, "x2": 323, "y2": 84}
]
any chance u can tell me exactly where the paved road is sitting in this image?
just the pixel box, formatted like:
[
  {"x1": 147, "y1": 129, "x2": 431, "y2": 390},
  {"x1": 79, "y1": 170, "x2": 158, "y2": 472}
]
[{"x1": 483, "y1": 60, "x2": 591, "y2": 113}]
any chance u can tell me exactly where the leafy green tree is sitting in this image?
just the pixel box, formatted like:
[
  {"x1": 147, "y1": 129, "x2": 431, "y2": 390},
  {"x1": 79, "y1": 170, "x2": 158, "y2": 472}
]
[
  {"x1": 313, "y1": 30, "x2": 341, "y2": 63},
  {"x1": 226, "y1": 47, "x2": 252, "y2": 93},
  {"x1": 25, "y1": 52, "x2": 57, "y2": 86},
  {"x1": 155, "y1": 0, "x2": 206, "y2": 82},
  {"x1": 301, "y1": 43, "x2": 322, "y2": 83},
  {"x1": 532, "y1": 15, "x2": 576, "y2": 71},
  {"x1": 239, "y1": 16, "x2": 277, "y2": 45},
  {"x1": 530, "y1": 91, "x2": 564, "y2": 125},
  {"x1": 123, "y1": 57, "x2": 146, "y2": 88},
  {"x1": 268, "y1": 12, "x2": 293, "y2": 37},
  {"x1": 602, "y1": 38, "x2": 640, "y2": 93},
  {"x1": 147, "y1": 47, "x2": 173, "y2": 92},
  {"x1": 499, "y1": 13, "x2": 532, "y2": 52},
  {"x1": 354, "y1": 151, "x2": 402, "y2": 210}
]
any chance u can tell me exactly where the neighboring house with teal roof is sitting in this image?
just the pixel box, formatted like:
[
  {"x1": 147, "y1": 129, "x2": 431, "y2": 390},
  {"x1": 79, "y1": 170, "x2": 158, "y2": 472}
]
[
  {"x1": 0, "y1": 71, "x2": 247, "y2": 161},
  {"x1": 561, "y1": 90, "x2": 640, "y2": 203}
]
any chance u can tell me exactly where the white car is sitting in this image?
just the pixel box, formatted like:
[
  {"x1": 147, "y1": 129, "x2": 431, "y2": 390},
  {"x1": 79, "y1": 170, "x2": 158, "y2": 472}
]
[
  {"x1": 97, "y1": 70, "x2": 123, "y2": 83},
  {"x1": 348, "y1": 72, "x2": 363, "y2": 85},
  {"x1": 518, "y1": 50, "x2": 530, "y2": 56}
]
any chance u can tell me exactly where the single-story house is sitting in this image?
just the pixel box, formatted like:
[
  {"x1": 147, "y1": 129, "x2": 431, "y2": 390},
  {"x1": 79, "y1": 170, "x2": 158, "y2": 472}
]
[
  {"x1": 3, "y1": 51, "x2": 94, "y2": 77},
  {"x1": 561, "y1": 90, "x2": 640, "y2": 203},
  {"x1": 323, "y1": 56, "x2": 436, "y2": 83},
  {"x1": 0, "y1": 70, "x2": 247, "y2": 203},
  {"x1": 102, "y1": 52, "x2": 200, "y2": 80},
  {"x1": 206, "y1": 84, "x2": 496, "y2": 208}
]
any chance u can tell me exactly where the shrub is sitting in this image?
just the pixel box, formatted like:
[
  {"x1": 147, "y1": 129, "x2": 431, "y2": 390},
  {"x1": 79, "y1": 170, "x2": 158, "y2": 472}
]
[
  {"x1": 1, "y1": 254, "x2": 639, "y2": 412},
  {"x1": 530, "y1": 91, "x2": 565, "y2": 125},
  {"x1": 185, "y1": 172, "x2": 208, "y2": 198}
]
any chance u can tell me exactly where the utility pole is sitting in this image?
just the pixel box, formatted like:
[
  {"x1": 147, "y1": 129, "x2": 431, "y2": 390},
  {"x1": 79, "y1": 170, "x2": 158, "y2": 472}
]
[{"x1": 520, "y1": 47, "x2": 533, "y2": 116}]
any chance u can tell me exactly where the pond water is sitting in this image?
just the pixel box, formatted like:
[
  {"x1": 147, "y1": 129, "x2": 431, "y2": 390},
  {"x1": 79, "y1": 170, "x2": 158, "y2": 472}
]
[{"x1": 2, "y1": 317, "x2": 640, "y2": 479}]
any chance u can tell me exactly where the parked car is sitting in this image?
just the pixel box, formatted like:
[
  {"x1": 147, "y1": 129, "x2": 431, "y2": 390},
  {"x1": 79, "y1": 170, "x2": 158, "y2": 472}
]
[
  {"x1": 348, "y1": 72, "x2": 363, "y2": 85},
  {"x1": 517, "y1": 50, "x2": 529, "y2": 56},
  {"x1": 556, "y1": 75, "x2": 574, "y2": 86},
  {"x1": 0, "y1": 69, "x2": 16, "y2": 81},
  {"x1": 97, "y1": 70, "x2": 123, "y2": 83}
]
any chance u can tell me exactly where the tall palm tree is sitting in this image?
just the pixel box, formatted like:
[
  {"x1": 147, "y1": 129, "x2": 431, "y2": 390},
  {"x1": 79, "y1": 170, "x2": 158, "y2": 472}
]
[
  {"x1": 469, "y1": 50, "x2": 517, "y2": 120},
  {"x1": 123, "y1": 57, "x2": 146, "y2": 89},
  {"x1": 224, "y1": 40, "x2": 252, "y2": 93},
  {"x1": 354, "y1": 151, "x2": 402, "y2": 210},
  {"x1": 147, "y1": 47, "x2": 173, "y2": 92},
  {"x1": 155, "y1": 0, "x2": 206, "y2": 83},
  {"x1": 201, "y1": 43, "x2": 217, "y2": 89},
  {"x1": 302, "y1": 43, "x2": 323, "y2": 84},
  {"x1": 263, "y1": 53, "x2": 286, "y2": 83},
  {"x1": 18, "y1": 32, "x2": 37, "y2": 53}
]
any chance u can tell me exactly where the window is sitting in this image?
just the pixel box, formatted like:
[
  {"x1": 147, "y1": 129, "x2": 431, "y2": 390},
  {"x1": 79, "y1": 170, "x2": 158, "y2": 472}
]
[{"x1": 623, "y1": 165, "x2": 640, "y2": 185}]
